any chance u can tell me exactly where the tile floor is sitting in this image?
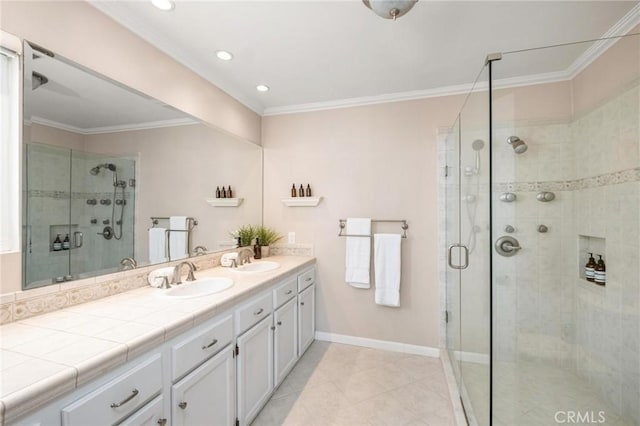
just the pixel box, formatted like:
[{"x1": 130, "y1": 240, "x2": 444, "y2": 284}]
[{"x1": 252, "y1": 341, "x2": 456, "y2": 426}]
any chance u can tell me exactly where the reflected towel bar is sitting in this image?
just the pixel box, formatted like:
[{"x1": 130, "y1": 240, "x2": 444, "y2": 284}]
[{"x1": 338, "y1": 219, "x2": 408, "y2": 239}]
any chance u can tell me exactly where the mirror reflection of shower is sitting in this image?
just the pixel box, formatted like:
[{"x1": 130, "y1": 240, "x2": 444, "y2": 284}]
[
  {"x1": 463, "y1": 139, "x2": 484, "y2": 253},
  {"x1": 90, "y1": 163, "x2": 127, "y2": 240}
]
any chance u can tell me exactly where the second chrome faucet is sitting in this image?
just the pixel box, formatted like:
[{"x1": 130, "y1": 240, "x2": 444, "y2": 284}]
[{"x1": 173, "y1": 261, "x2": 197, "y2": 285}]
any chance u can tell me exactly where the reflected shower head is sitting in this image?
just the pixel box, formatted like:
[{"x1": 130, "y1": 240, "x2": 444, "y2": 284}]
[
  {"x1": 90, "y1": 163, "x2": 117, "y2": 175},
  {"x1": 472, "y1": 139, "x2": 485, "y2": 151},
  {"x1": 507, "y1": 136, "x2": 528, "y2": 154}
]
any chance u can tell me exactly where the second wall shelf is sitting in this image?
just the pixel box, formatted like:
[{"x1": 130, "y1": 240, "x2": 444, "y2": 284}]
[
  {"x1": 281, "y1": 197, "x2": 322, "y2": 207},
  {"x1": 206, "y1": 198, "x2": 243, "y2": 207}
]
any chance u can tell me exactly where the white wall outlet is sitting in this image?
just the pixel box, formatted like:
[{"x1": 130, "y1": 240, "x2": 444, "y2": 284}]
[{"x1": 288, "y1": 232, "x2": 295, "y2": 244}]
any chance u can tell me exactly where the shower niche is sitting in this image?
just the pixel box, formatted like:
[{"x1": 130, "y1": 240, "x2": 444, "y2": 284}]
[
  {"x1": 578, "y1": 235, "x2": 606, "y2": 284},
  {"x1": 23, "y1": 143, "x2": 136, "y2": 288}
]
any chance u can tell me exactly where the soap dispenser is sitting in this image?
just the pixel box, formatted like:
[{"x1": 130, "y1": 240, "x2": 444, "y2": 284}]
[
  {"x1": 62, "y1": 234, "x2": 70, "y2": 250},
  {"x1": 595, "y1": 255, "x2": 606, "y2": 285},
  {"x1": 52, "y1": 234, "x2": 62, "y2": 251},
  {"x1": 585, "y1": 252, "x2": 596, "y2": 282},
  {"x1": 254, "y1": 238, "x2": 262, "y2": 260}
]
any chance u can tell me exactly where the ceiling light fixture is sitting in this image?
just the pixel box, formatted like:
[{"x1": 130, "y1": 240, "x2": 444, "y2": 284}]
[
  {"x1": 151, "y1": 0, "x2": 175, "y2": 11},
  {"x1": 215, "y1": 50, "x2": 234, "y2": 61},
  {"x1": 256, "y1": 85, "x2": 270, "y2": 92},
  {"x1": 362, "y1": 0, "x2": 417, "y2": 20}
]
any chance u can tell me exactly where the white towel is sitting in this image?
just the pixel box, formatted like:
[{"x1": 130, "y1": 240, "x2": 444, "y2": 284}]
[
  {"x1": 148, "y1": 266, "x2": 174, "y2": 287},
  {"x1": 148, "y1": 228, "x2": 168, "y2": 264},
  {"x1": 374, "y1": 233, "x2": 402, "y2": 307},
  {"x1": 169, "y1": 216, "x2": 189, "y2": 260},
  {"x1": 345, "y1": 218, "x2": 371, "y2": 288}
]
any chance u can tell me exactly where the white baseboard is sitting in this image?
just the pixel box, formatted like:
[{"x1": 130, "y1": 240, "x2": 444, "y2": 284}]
[
  {"x1": 315, "y1": 331, "x2": 440, "y2": 358},
  {"x1": 453, "y1": 350, "x2": 490, "y2": 365}
]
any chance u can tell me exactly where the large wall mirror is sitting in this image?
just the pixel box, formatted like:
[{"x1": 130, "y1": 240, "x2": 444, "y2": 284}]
[{"x1": 22, "y1": 41, "x2": 263, "y2": 290}]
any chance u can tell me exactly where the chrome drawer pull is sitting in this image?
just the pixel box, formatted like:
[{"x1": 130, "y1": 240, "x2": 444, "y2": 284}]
[
  {"x1": 201, "y1": 338, "x2": 218, "y2": 350},
  {"x1": 300, "y1": 302, "x2": 305, "y2": 306},
  {"x1": 179, "y1": 402, "x2": 187, "y2": 409},
  {"x1": 285, "y1": 290, "x2": 292, "y2": 295},
  {"x1": 254, "y1": 308, "x2": 264, "y2": 316},
  {"x1": 110, "y1": 388, "x2": 139, "y2": 408},
  {"x1": 305, "y1": 277, "x2": 312, "y2": 281}
]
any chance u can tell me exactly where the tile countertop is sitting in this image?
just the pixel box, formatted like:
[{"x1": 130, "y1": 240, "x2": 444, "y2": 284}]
[{"x1": 0, "y1": 256, "x2": 315, "y2": 425}]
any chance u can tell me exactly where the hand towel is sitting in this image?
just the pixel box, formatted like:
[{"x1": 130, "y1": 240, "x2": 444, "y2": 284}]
[
  {"x1": 345, "y1": 218, "x2": 371, "y2": 288},
  {"x1": 148, "y1": 228, "x2": 168, "y2": 264},
  {"x1": 169, "y1": 216, "x2": 189, "y2": 260},
  {"x1": 374, "y1": 233, "x2": 402, "y2": 307},
  {"x1": 148, "y1": 266, "x2": 174, "y2": 287}
]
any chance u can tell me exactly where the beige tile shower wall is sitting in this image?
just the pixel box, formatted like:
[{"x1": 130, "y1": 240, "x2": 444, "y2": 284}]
[
  {"x1": 84, "y1": 123, "x2": 263, "y2": 264},
  {"x1": 263, "y1": 96, "x2": 465, "y2": 348}
]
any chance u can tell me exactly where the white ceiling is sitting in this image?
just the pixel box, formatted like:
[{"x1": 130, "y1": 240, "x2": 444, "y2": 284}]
[{"x1": 90, "y1": 1, "x2": 638, "y2": 115}]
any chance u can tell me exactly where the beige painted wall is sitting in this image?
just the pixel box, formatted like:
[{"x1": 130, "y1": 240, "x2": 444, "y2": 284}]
[{"x1": 263, "y1": 96, "x2": 465, "y2": 348}]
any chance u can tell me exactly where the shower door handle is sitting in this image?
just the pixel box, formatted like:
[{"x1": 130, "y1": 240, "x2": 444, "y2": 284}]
[{"x1": 448, "y1": 244, "x2": 469, "y2": 270}]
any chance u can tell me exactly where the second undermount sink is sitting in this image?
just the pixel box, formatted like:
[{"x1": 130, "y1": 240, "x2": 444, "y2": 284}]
[
  {"x1": 235, "y1": 261, "x2": 280, "y2": 273},
  {"x1": 161, "y1": 277, "x2": 233, "y2": 299}
]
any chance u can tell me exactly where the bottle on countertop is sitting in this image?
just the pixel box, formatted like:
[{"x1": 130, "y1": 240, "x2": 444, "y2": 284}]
[
  {"x1": 52, "y1": 234, "x2": 62, "y2": 251},
  {"x1": 62, "y1": 234, "x2": 70, "y2": 250},
  {"x1": 227, "y1": 186, "x2": 233, "y2": 198},
  {"x1": 216, "y1": 186, "x2": 221, "y2": 198},
  {"x1": 585, "y1": 252, "x2": 596, "y2": 282},
  {"x1": 254, "y1": 238, "x2": 262, "y2": 260},
  {"x1": 299, "y1": 184, "x2": 304, "y2": 197},
  {"x1": 595, "y1": 255, "x2": 606, "y2": 285},
  {"x1": 221, "y1": 186, "x2": 227, "y2": 198},
  {"x1": 236, "y1": 237, "x2": 242, "y2": 248},
  {"x1": 305, "y1": 184, "x2": 312, "y2": 197},
  {"x1": 291, "y1": 184, "x2": 297, "y2": 198}
]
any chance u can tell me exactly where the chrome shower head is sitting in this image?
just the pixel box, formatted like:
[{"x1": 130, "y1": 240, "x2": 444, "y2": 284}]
[
  {"x1": 507, "y1": 136, "x2": 528, "y2": 154},
  {"x1": 90, "y1": 163, "x2": 117, "y2": 175},
  {"x1": 472, "y1": 139, "x2": 485, "y2": 151},
  {"x1": 89, "y1": 166, "x2": 101, "y2": 175}
]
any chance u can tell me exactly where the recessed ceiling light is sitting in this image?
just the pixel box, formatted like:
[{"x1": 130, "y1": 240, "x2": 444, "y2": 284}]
[
  {"x1": 215, "y1": 50, "x2": 234, "y2": 61},
  {"x1": 151, "y1": 0, "x2": 174, "y2": 11},
  {"x1": 256, "y1": 85, "x2": 270, "y2": 92}
]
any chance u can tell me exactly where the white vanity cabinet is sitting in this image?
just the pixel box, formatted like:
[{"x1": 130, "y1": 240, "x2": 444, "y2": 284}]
[
  {"x1": 171, "y1": 345, "x2": 235, "y2": 426},
  {"x1": 273, "y1": 296, "x2": 298, "y2": 387},
  {"x1": 118, "y1": 395, "x2": 165, "y2": 426},
  {"x1": 297, "y1": 267, "x2": 316, "y2": 356}
]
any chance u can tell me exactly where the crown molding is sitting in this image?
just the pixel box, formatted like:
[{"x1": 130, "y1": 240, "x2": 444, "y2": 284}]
[{"x1": 29, "y1": 116, "x2": 198, "y2": 135}]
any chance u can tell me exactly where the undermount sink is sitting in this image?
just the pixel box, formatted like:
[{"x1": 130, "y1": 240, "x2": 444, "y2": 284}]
[
  {"x1": 235, "y1": 261, "x2": 280, "y2": 273},
  {"x1": 161, "y1": 277, "x2": 233, "y2": 299}
]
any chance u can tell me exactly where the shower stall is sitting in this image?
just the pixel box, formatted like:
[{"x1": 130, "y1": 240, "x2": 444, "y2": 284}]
[
  {"x1": 23, "y1": 143, "x2": 136, "y2": 288},
  {"x1": 444, "y1": 33, "x2": 640, "y2": 425}
]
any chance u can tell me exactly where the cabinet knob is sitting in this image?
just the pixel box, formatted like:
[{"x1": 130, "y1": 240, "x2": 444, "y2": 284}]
[
  {"x1": 300, "y1": 302, "x2": 305, "y2": 306},
  {"x1": 277, "y1": 321, "x2": 282, "y2": 326},
  {"x1": 179, "y1": 402, "x2": 188, "y2": 410},
  {"x1": 285, "y1": 290, "x2": 292, "y2": 295}
]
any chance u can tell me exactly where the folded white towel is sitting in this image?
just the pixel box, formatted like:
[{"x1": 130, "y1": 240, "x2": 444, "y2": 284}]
[
  {"x1": 221, "y1": 252, "x2": 239, "y2": 267},
  {"x1": 149, "y1": 228, "x2": 168, "y2": 264},
  {"x1": 374, "y1": 233, "x2": 402, "y2": 307},
  {"x1": 148, "y1": 266, "x2": 174, "y2": 287},
  {"x1": 169, "y1": 216, "x2": 189, "y2": 261},
  {"x1": 345, "y1": 218, "x2": 371, "y2": 288}
]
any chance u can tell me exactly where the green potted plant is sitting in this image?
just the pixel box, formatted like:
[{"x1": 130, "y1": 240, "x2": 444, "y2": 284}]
[
  {"x1": 255, "y1": 226, "x2": 283, "y2": 257},
  {"x1": 230, "y1": 225, "x2": 257, "y2": 247}
]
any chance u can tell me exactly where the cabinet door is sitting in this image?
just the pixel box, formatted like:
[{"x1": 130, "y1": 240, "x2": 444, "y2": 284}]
[
  {"x1": 237, "y1": 315, "x2": 274, "y2": 426},
  {"x1": 172, "y1": 345, "x2": 235, "y2": 426},
  {"x1": 298, "y1": 284, "x2": 315, "y2": 356},
  {"x1": 118, "y1": 395, "x2": 166, "y2": 426},
  {"x1": 274, "y1": 297, "x2": 298, "y2": 387}
]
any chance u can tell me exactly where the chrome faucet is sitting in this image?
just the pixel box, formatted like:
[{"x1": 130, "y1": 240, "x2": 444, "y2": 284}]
[
  {"x1": 120, "y1": 257, "x2": 137, "y2": 270},
  {"x1": 193, "y1": 245, "x2": 208, "y2": 256},
  {"x1": 237, "y1": 247, "x2": 253, "y2": 266},
  {"x1": 173, "y1": 261, "x2": 197, "y2": 285}
]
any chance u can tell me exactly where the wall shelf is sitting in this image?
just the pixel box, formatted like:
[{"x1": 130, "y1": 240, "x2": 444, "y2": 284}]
[
  {"x1": 281, "y1": 197, "x2": 322, "y2": 207},
  {"x1": 206, "y1": 198, "x2": 243, "y2": 207}
]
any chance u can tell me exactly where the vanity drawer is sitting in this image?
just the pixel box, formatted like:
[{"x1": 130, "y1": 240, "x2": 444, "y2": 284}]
[
  {"x1": 171, "y1": 314, "x2": 233, "y2": 381},
  {"x1": 273, "y1": 277, "x2": 297, "y2": 309},
  {"x1": 61, "y1": 354, "x2": 162, "y2": 426},
  {"x1": 236, "y1": 292, "x2": 273, "y2": 335},
  {"x1": 297, "y1": 268, "x2": 315, "y2": 292}
]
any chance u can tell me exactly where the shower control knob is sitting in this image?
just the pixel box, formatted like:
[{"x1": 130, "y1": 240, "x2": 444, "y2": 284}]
[
  {"x1": 499, "y1": 192, "x2": 517, "y2": 202},
  {"x1": 504, "y1": 225, "x2": 515, "y2": 233},
  {"x1": 103, "y1": 219, "x2": 110, "y2": 225},
  {"x1": 495, "y1": 236, "x2": 522, "y2": 257},
  {"x1": 538, "y1": 225, "x2": 549, "y2": 233},
  {"x1": 536, "y1": 191, "x2": 555, "y2": 202},
  {"x1": 97, "y1": 226, "x2": 113, "y2": 240},
  {"x1": 90, "y1": 219, "x2": 97, "y2": 224}
]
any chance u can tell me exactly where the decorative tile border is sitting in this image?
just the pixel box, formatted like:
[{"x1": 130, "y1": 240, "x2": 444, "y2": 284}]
[
  {"x1": 493, "y1": 167, "x2": 640, "y2": 192},
  {"x1": 0, "y1": 246, "x2": 312, "y2": 325},
  {"x1": 27, "y1": 190, "x2": 133, "y2": 200}
]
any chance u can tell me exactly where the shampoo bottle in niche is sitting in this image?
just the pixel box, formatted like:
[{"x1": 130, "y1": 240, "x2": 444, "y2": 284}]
[
  {"x1": 291, "y1": 184, "x2": 297, "y2": 198},
  {"x1": 585, "y1": 252, "x2": 596, "y2": 282},
  {"x1": 254, "y1": 238, "x2": 262, "y2": 260},
  {"x1": 52, "y1": 234, "x2": 62, "y2": 251},
  {"x1": 62, "y1": 234, "x2": 70, "y2": 250},
  {"x1": 595, "y1": 255, "x2": 606, "y2": 285}
]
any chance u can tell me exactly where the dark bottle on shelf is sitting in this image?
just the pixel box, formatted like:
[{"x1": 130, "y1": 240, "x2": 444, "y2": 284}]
[
  {"x1": 62, "y1": 234, "x2": 70, "y2": 250},
  {"x1": 254, "y1": 238, "x2": 262, "y2": 260},
  {"x1": 299, "y1": 184, "x2": 304, "y2": 197},
  {"x1": 291, "y1": 184, "x2": 297, "y2": 197},
  {"x1": 52, "y1": 234, "x2": 62, "y2": 251},
  {"x1": 585, "y1": 252, "x2": 596, "y2": 282},
  {"x1": 221, "y1": 186, "x2": 227, "y2": 198},
  {"x1": 227, "y1": 186, "x2": 233, "y2": 198},
  {"x1": 306, "y1": 184, "x2": 312, "y2": 197},
  {"x1": 216, "y1": 186, "x2": 221, "y2": 198},
  {"x1": 595, "y1": 255, "x2": 606, "y2": 285}
]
